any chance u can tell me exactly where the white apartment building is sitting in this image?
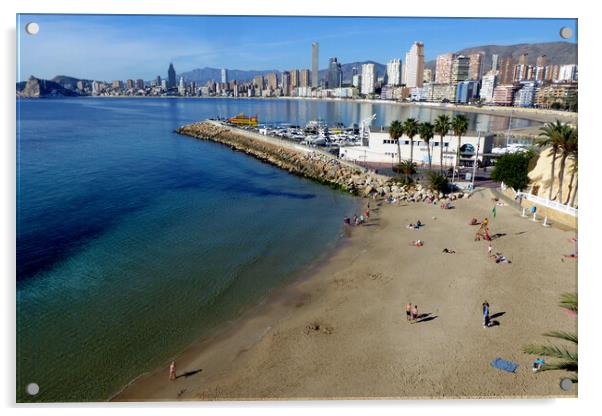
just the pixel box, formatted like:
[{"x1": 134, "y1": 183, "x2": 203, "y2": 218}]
[
  {"x1": 403, "y1": 42, "x2": 424, "y2": 88},
  {"x1": 361, "y1": 63, "x2": 376, "y2": 95},
  {"x1": 558, "y1": 64, "x2": 578, "y2": 82},
  {"x1": 339, "y1": 128, "x2": 493, "y2": 166},
  {"x1": 386, "y1": 59, "x2": 402, "y2": 86},
  {"x1": 480, "y1": 74, "x2": 497, "y2": 103}
]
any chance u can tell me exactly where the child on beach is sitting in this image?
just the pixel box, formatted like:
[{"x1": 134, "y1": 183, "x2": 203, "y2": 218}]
[
  {"x1": 406, "y1": 302, "x2": 412, "y2": 322},
  {"x1": 411, "y1": 305, "x2": 418, "y2": 322},
  {"x1": 410, "y1": 240, "x2": 424, "y2": 247}
]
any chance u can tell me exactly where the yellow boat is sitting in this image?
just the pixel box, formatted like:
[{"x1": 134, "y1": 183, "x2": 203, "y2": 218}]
[{"x1": 228, "y1": 113, "x2": 258, "y2": 126}]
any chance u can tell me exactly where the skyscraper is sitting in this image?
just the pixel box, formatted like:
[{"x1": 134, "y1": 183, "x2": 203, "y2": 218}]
[
  {"x1": 266, "y1": 72, "x2": 278, "y2": 90},
  {"x1": 519, "y1": 53, "x2": 529, "y2": 66},
  {"x1": 168, "y1": 63, "x2": 176, "y2": 89},
  {"x1": 281, "y1": 71, "x2": 291, "y2": 96},
  {"x1": 290, "y1": 69, "x2": 299, "y2": 88},
  {"x1": 468, "y1": 53, "x2": 482, "y2": 81},
  {"x1": 386, "y1": 59, "x2": 402, "y2": 86},
  {"x1": 451, "y1": 55, "x2": 470, "y2": 84},
  {"x1": 498, "y1": 56, "x2": 515, "y2": 85},
  {"x1": 423, "y1": 68, "x2": 433, "y2": 83},
  {"x1": 435, "y1": 53, "x2": 455, "y2": 84},
  {"x1": 403, "y1": 42, "x2": 424, "y2": 88},
  {"x1": 299, "y1": 69, "x2": 310, "y2": 88},
  {"x1": 361, "y1": 63, "x2": 376, "y2": 95},
  {"x1": 311, "y1": 42, "x2": 319, "y2": 88},
  {"x1": 328, "y1": 57, "x2": 342, "y2": 89},
  {"x1": 491, "y1": 54, "x2": 499, "y2": 73},
  {"x1": 536, "y1": 55, "x2": 547, "y2": 68},
  {"x1": 221, "y1": 68, "x2": 228, "y2": 84}
]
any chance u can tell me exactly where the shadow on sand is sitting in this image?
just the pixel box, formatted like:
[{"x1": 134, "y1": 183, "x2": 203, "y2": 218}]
[{"x1": 176, "y1": 368, "x2": 203, "y2": 379}]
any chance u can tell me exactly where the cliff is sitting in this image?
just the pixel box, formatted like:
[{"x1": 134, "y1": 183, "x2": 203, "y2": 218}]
[{"x1": 16, "y1": 76, "x2": 81, "y2": 98}]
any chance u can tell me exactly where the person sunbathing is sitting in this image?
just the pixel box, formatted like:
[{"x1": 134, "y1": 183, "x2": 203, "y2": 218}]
[
  {"x1": 410, "y1": 240, "x2": 424, "y2": 247},
  {"x1": 469, "y1": 218, "x2": 479, "y2": 225},
  {"x1": 563, "y1": 252, "x2": 578, "y2": 259},
  {"x1": 442, "y1": 248, "x2": 455, "y2": 254},
  {"x1": 493, "y1": 253, "x2": 511, "y2": 264}
]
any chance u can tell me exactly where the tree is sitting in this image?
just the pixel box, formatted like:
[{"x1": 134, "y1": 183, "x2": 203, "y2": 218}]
[
  {"x1": 523, "y1": 293, "x2": 578, "y2": 383},
  {"x1": 537, "y1": 121, "x2": 564, "y2": 200},
  {"x1": 419, "y1": 122, "x2": 435, "y2": 171},
  {"x1": 556, "y1": 126, "x2": 577, "y2": 204},
  {"x1": 564, "y1": 131, "x2": 578, "y2": 206},
  {"x1": 388, "y1": 120, "x2": 404, "y2": 164},
  {"x1": 426, "y1": 171, "x2": 449, "y2": 194},
  {"x1": 451, "y1": 114, "x2": 469, "y2": 167},
  {"x1": 490, "y1": 150, "x2": 534, "y2": 191},
  {"x1": 393, "y1": 160, "x2": 417, "y2": 182},
  {"x1": 402, "y1": 118, "x2": 420, "y2": 164},
  {"x1": 433, "y1": 115, "x2": 451, "y2": 174}
]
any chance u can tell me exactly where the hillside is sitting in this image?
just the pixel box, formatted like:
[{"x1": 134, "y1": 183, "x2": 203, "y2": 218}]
[{"x1": 16, "y1": 76, "x2": 81, "y2": 98}]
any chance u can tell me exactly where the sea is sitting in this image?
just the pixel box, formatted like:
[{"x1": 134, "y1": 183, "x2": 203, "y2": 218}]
[{"x1": 15, "y1": 97, "x2": 539, "y2": 402}]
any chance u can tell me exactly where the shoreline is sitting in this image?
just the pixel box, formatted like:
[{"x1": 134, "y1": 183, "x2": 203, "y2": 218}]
[
  {"x1": 31, "y1": 95, "x2": 576, "y2": 130},
  {"x1": 114, "y1": 188, "x2": 577, "y2": 400}
]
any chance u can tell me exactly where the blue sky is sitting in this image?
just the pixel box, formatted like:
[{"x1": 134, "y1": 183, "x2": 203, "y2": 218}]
[{"x1": 17, "y1": 14, "x2": 577, "y2": 81}]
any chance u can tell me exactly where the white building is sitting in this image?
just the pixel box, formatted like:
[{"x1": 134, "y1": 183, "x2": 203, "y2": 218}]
[
  {"x1": 352, "y1": 74, "x2": 361, "y2": 88},
  {"x1": 221, "y1": 68, "x2": 228, "y2": 84},
  {"x1": 178, "y1": 77, "x2": 185, "y2": 95},
  {"x1": 480, "y1": 74, "x2": 497, "y2": 103},
  {"x1": 513, "y1": 81, "x2": 537, "y2": 107},
  {"x1": 403, "y1": 42, "x2": 425, "y2": 88},
  {"x1": 386, "y1": 59, "x2": 402, "y2": 86},
  {"x1": 558, "y1": 64, "x2": 578, "y2": 82},
  {"x1": 339, "y1": 128, "x2": 493, "y2": 167},
  {"x1": 410, "y1": 87, "x2": 427, "y2": 101},
  {"x1": 361, "y1": 63, "x2": 376, "y2": 95}
]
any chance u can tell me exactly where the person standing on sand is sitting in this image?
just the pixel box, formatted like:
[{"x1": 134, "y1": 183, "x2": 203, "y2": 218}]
[
  {"x1": 411, "y1": 304, "x2": 418, "y2": 322},
  {"x1": 488, "y1": 243, "x2": 493, "y2": 257},
  {"x1": 482, "y1": 302, "x2": 490, "y2": 328},
  {"x1": 169, "y1": 361, "x2": 177, "y2": 381},
  {"x1": 406, "y1": 302, "x2": 412, "y2": 321}
]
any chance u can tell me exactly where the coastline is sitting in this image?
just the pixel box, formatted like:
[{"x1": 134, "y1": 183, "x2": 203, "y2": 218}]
[{"x1": 114, "y1": 188, "x2": 577, "y2": 401}]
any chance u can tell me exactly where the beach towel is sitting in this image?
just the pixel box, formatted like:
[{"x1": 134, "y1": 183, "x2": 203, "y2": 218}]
[{"x1": 490, "y1": 357, "x2": 519, "y2": 373}]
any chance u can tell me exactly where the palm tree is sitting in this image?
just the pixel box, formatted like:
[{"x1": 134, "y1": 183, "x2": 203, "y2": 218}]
[
  {"x1": 388, "y1": 120, "x2": 404, "y2": 164},
  {"x1": 394, "y1": 160, "x2": 417, "y2": 181},
  {"x1": 451, "y1": 114, "x2": 469, "y2": 167},
  {"x1": 537, "y1": 121, "x2": 564, "y2": 200},
  {"x1": 564, "y1": 133, "x2": 578, "y2": 206},
  {"x1": 402, "y1": 118, "x2": 420, "y2": 164},
  {"x1": 419, "y1": 122, "x2": 435, "y2": 171},
  {"x1": 556, "y1": 126, "x2": 577, "y2": 205},
  {"x1": 433, "y1": 115, "x2": 451, "y2": 174},
  {"x1": 523, "y1": 293, "x2": 578, "y2": 383}
]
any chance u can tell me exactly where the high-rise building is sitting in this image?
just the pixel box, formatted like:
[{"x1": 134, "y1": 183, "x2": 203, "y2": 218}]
[
  {"x1": 435, "y1": 53, "x2": 455, "y2": 84},
  {"x1": 135, "y1": 79, "x2": 144, "y2": 90},
  {"x1": 492, "y1": 84, "x2": 520, "y2": 106},
  {"x1": 168, "y1": 63, "x2": 176, "y2": 89},
  {"x1": 266, "y1": 72, "x2": 278, "y2": 90},
  {"x1": 361, "y1": 63, "x2": 376, "y2": 95},
  {"x1": 558, "y1": 64, "x2": 578, "y2": 82},
  {"x1": 423, "y1": 68, "x2": 433, "y2": 83},
  {"x1": 386, "y1": 59, "x2": 402, "y2": 86},
  {"x1": 519, "y1": 53, "x2": 529, "y2": 66},
  {"x1": 221, "y1": 68, "x2": 228, "y2": 84},
  {"x1": 126, "y1": 79, "x2": 135, "y2": 89},
  {"x1": 480, "y1": 73, "x2": 497, "y2": 103},
  {"x1": 455, "y1": 80, "x2": 480, "y2": 103},
  {"x1": 299, "y1": 69, "x2": 310, "y2": 88},
  {"x1": 451, "y1": 55, "x2": 470, "y2": 85},
  {"x1": 491, "y1": 54, "x2": 499, "y2": 72},
  {"x1": 498, "y1": 56, "x2": 515, "y2": 85},
  {"x1": 536, "y1": 55, "x2": 547, "y2": 68},
  {"x1": 311, "y1": 42, "x2": 319, "y2": 88},
  {"x1": 112, "y1": 80, "x2": 122, "y2": 89},
  {"x1": 328, "y1": 57, "x2": 343, "y2": 89},
  {"x1": 352, "y1": 74, "x2": 361, "y2": 88},
  {"x1": 403, "y1": 42, "x2": 424, "y2": 88},
  {"x1": 513, "y1": 81, "x2": 537, "y2": 107},
  {"x1": 290, "y1": 69, "x2": 300, "y2": 88},
  {"x1": 281, "y1": 71, "x2": 291, "y2": 96},
  {"x1": 468, "y1": 53, "x2": 482, "y2": 80},
  {"x1": 178, "y1": 76, "x2": 185, "y2": 95},
  {"x1": 514, "y1": 64, "x2": 529, "y2": 81},
  {"x1": 253, "y1": 75, "x2": 264, "y2": 90}
]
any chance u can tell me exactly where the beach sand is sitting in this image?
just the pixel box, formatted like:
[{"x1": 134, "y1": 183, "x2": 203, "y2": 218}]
[{"x1": 114, "y1": 188, "x2": 577, "y2": 401}]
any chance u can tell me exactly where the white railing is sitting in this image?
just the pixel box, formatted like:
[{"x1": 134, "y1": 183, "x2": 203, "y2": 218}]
[{"x1": 516, "y1": 192, "x2": 578, "y2": 217}]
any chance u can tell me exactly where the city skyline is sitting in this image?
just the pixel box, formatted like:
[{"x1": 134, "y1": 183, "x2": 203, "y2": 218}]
[{"x1": 17, "y1": 14, "x2": 576, "y2": 81}]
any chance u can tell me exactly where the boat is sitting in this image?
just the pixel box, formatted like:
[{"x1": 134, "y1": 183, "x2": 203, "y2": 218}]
[{"x1": 227, "y1": 113, "x2": 258, "y2": 127}]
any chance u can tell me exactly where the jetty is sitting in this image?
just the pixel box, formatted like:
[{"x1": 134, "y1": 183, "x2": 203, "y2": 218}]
[{"x1": 175, "y1": 120, "x2": 468, "y2": 203}]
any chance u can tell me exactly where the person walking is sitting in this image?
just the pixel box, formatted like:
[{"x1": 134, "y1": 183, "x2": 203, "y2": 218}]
[
  {"x1": 411, "y1": 304, "x2": 419, "y2": 322},
  {"x1": 169, "y1": 360, "x2": 177, "y2": 381},
  {"x1": 482, "y1": 302, "x2": 491, "y2": 328},
  {"x1": 405, "y1": 302, "x2": 412, "y2": 322}
]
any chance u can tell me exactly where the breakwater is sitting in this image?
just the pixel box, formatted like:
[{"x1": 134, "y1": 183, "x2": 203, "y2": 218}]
[{"x1": 175, "y1": 120, "x2": 468, "y2": 203}]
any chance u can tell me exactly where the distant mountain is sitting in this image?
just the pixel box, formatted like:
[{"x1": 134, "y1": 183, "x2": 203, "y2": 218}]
[
  {"x1": 16, "y1": 76, "x2": 82, "y2": 98},
  {"x1": 180, "y1": 67, "x2": 280, "y2": 85},
  {"x1": 424, "y1": 41, "x2": 577, "y2": 72},
  {"x1": 51, "y1": 75, "x2": 93, "y2": 90}
]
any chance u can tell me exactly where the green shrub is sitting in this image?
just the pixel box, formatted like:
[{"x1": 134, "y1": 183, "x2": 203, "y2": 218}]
[
  {"x1": 426, "y1": 171, "x2": 449, "y2": 194},
  {"x1": 491, "y1": 150, "x2": 534, "y2": 191}
]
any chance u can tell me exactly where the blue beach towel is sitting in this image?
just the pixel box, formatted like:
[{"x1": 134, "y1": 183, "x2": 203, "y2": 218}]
[{"x1": 490, "y1": 357, "x2": 519, "y2": 373}]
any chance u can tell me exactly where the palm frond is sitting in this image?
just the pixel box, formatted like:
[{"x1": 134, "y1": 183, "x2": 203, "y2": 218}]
[
  {"x1": 559, "y1": 292, "x2": 578, "y2": 313},
  {"x1": 540, "y1": 360, "x2": 578, "y2": 373},
  {"x1": 543, "y1": 331, "x2": 578, "y2": 344},
  {"x1": 522, "y1": 344, "x2": 577, "y2": 361}
]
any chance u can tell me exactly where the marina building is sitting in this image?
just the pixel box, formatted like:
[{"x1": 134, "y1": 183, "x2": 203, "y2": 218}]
[
  {"x1": 339, "y1": 127, "x2": 493, "y2": 166},
  {"x1": 403, "y1": 42, "x2": 424, "y2": 88}
]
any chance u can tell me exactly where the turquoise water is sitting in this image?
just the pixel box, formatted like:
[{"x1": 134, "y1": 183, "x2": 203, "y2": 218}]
[{"x1": 16, "y1": 97, "x2": 527, "y2": 402}]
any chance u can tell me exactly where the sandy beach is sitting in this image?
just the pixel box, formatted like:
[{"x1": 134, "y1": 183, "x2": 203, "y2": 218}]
[{"x1": 113, "y1": 186, "x2": 577, "y2": 401}]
